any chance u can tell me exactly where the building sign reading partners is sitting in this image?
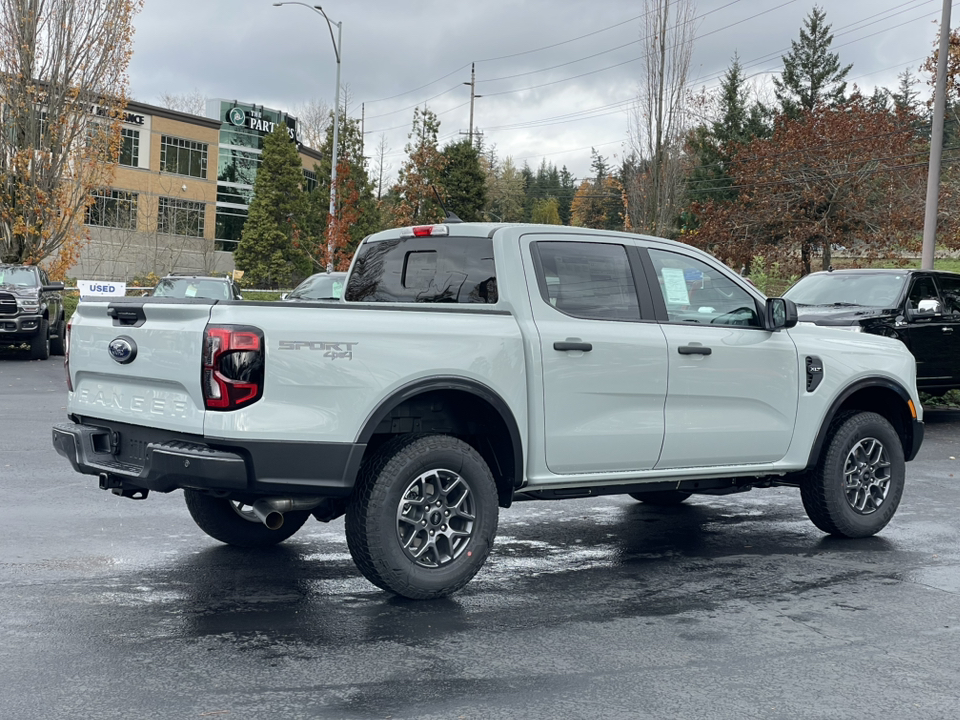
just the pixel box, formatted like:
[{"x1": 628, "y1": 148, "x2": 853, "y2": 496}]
[{"x1": 227, "y1": 105, "x2": 301, "y2": 144}]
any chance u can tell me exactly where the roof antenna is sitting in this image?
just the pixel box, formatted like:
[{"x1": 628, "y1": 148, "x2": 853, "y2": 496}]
[{"x1": 432, "y1": 186, "x2": 463, "y2": 224}]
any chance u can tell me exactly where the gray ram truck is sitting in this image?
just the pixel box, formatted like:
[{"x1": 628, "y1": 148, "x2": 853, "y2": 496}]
[{"x1": 53, "y1": 223, "x2": 924, "y2": 598}]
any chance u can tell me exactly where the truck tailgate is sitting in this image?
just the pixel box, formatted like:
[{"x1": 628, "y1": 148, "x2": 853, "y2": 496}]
[{"x1": 67, "y1": 298, "x2": 214, "y2": 434}]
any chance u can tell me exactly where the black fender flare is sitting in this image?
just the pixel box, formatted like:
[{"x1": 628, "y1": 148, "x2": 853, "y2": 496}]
[
  {"x1": 806, "y1": 377, "x2": 919, "y2": 467},
  {"x1": 356, "y1": 376, "x2": 524, "y2": 489}
]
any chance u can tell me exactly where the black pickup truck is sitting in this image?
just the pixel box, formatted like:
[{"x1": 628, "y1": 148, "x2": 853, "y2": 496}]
[{"x1": 0, "y1": 264, "x2": 66, "y2": 360}]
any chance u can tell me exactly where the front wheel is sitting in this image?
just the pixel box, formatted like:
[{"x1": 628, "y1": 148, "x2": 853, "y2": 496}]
[
  {"x1": 30, "y1": 318, "x2": 50, "y2": 360},
  {"x1": 800, "y1": 411, "x2": 905, "y2": 538},
  {"x1": 346, "y1": 434, "x2": 499, "y2": 599},
  {"x1": 184, "y1": 490, "x2": 309, "y2": 547}
]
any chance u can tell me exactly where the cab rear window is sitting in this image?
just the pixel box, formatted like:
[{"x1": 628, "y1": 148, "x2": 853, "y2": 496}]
[{"x1": 345, "y1": 236, "x2": 497, "y2": 303}]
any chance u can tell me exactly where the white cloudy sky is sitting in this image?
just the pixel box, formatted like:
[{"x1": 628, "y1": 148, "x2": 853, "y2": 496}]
[{"x1": 129, "y1": 0, "x2": 949, "y2": 179}]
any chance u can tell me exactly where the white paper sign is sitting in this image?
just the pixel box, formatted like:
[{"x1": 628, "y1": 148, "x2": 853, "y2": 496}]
[
  {"x1": 78, "y1": 280, "x2": 127, "y2": 298},
  {"x1": 660, "y1": 268, "x2": 690, "y2": 305}
]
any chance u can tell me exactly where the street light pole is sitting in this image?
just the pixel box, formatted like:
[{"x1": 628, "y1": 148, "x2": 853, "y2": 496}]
[{"x1": 274, "y1": 2, "x2": 341, "y2": 272}]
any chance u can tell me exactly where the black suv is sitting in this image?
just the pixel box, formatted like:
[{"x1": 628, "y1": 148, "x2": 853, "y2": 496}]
[
  {"x1": 151, "y1": 274, "x2": 243, "y2": 301},
  {"x1": 783, "y1": 268, "x2": 960, "y2": 394},
  {"x1": 0, "y1": 264, "x2": 65, "y2": 360}
]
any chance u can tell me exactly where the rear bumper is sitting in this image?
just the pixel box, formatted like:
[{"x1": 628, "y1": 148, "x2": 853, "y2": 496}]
[{"x1": 52, "y1": 418, "x2": 365, "y2": 497}]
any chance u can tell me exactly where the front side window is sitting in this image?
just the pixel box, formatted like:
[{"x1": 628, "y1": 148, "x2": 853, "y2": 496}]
[
  {"x1": 908, "y1": 276, "x2": 941, "y2": 315},
  {"x1": 86, "y1": 189, "x2": 137, "y2": 230},
  {"x1": 160, "y1": 135, "x2": 208, "y2": 178},
  {"x1": 648, "y1": 249, "x2": 760, "y2": 327},
  {"x1": 534, "y1": 241, "x2": 640, "y2": 321},
  {"x1": 158, "y1": 197, "x2": 205, "y2": 237}
]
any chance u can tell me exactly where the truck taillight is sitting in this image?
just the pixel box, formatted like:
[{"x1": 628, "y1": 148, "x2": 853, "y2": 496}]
[
  {"x1": 202, "y1": 325, "x2": 265, "y2": 411},
  {"x1": 64, "y1": 321, "x2": 73, "y2": 392}
]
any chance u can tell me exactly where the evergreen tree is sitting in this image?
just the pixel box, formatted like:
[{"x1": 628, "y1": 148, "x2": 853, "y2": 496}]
[
  {"x1": 392, "y1": 107, "x2": 446, "y2": 225},
  {"x1": 590, "y1": 149, "x2": 610, "y2": 182},
  {"x1": 234, "y1": 124, "x2": 310, "y2": 287},
  {"x1": 440, "y1": 139, "x2": 486, "y2": 221},
  {"x1": 891, "y1": 69, "x2": 920, "y2": 114},
  {"x1": 687, "y1": 55, "x2": 770, "y2": 204},
  {"x1": 557, "y1": 166, "x2": 576, "y2": 225},
  {"x1": 520, "y1": 163, "x2": 535, "y2": 221},
  {"x1": 773, "y1": 5, "x2": 852, "y2": 117}
]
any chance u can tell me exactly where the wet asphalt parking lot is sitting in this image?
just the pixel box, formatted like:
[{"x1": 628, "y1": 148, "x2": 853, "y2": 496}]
[{"x1": 2, "y1": 353, "x2": 960, "y2": 720}]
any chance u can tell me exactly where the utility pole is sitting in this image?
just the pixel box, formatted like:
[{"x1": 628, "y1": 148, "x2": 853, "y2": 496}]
[
  {"x1": 462, "y1": 62, "x2": 482, "y2": 145},
  {"x1": 922, "y1": 0, "x2": 952, "y2": 270},
  {"x1": 360, "y1": 102, "x2": 365, "y2": 160}
]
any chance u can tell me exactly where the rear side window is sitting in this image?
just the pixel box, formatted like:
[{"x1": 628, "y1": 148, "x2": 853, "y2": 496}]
[
  {"x1": 937, "y1": 275, "x2": 960, "y2": 316},
  {"x1": 534, "y1": 241, "x2": 641, "y2": 321},
  {"x1": 345, "y1": 237, "x2": 497, "y2": 303}
]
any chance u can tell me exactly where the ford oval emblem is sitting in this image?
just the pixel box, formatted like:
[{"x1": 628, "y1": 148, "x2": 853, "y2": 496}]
[{"x1": 108, "y1": 336, "x2": 137, "y2": 364}]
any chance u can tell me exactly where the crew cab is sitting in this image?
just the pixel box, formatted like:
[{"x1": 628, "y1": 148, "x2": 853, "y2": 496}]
[
  {"x1": 0, "y1": 264, "x2": 66, "y2": 359},
  {"x1": 52, "y1": 223, "x2": 924, "y2": 599}
]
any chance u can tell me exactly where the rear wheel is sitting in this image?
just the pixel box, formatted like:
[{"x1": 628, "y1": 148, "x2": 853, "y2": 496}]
[
  {"x1": 800, "y1": 411, "x2": 904, "y2": 538},
  {"x1": 346, "y1": 434, "x2": 499, "y2": 599},
  {"x1": 628, "y1": 490, "x2": 691, "y2": 506},
  {"x1": 184, "y1": 490, "x2": 309, "y2": 547},
  {"x1": 50, "y1": 315, "x2": 66, "y2": 356},
  {"x1": 29, "y1": 318, "x2": 50, "y2": 360}
]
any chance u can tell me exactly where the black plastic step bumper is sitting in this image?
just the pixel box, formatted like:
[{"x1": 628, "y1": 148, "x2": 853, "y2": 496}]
[
  {"x1": 51, "y1": 419, "x2": 366, "y2": 496},
  {"x1": 52, "y1": 422, "x2": 247, "y2": 493}
]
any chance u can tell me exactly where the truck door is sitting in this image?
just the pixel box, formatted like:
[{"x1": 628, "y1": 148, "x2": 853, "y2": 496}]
[
  {"x1": 526, "y1": 238, "x2": 667, "y2": 474},
  {"x1": 644, "y1": 248, "x2": 799, "y2": 468},
  {"x1": 901, "y1": 274, "x2": 957, "y2": 387}
]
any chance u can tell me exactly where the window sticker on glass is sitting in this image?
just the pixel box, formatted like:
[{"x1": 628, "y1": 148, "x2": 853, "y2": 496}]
[
  {"x1": 185, "y1": 284, "x2": 198, "y2": 298},
  {"x1": 332, "y1": 281, "x2": 343, "y2": 299},
  {"x1": 661, "y1": 267, "x2": 690, "y2": 304}
]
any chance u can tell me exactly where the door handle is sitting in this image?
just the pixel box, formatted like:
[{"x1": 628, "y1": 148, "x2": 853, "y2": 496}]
[
  {"x1": 943, "y1": 327, "x2": 954, "y2": 334},
  {"x1": 678, "y1": 345, "x2": 712, "y2": 355},
  {"x1": 554, "y1": 341, "x2": 593, "y2": 352}
]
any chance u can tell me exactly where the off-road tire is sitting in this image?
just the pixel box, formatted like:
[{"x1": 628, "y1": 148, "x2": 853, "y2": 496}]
[
  {"x1": 29, "y1": 318, "x2": 50, "y2": 360},
  {"x1": 800, "y1": 411, "x2": 905, "y2": 538},
  {"x1": 184, "y1": 490, "x2": 309, "y2": 547},
  {"x1": 345, "y1": 434, "x2": 499, "y2": 599},
  {"x1": 50, "y1": 315, "x2": 66, "y2": 356},
  {"x1": 628, "y1": 490, "x2": 692, "y2": 506}
]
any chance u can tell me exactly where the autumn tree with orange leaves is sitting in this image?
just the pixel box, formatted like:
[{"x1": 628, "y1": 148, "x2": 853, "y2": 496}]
[
  {"x1": 690, "y1": 95, "x2": 925, "y2": 276},
  {"x1": 0, "y1": 0, "x2": 142, "y2": 277}
]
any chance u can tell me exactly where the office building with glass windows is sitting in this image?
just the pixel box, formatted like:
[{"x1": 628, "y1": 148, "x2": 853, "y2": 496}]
[{"x1": 74, "y1": 98, "x2": 323, "y2": 281}]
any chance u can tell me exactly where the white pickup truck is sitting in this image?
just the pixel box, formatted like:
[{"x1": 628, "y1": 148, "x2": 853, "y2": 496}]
[{"x1": 53, "y1": 222, "x2": 924, "y2": 599}]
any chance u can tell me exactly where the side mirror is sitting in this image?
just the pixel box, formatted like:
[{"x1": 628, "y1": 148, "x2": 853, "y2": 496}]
[
  {"x1": 280, "y1": 293, "x2": 288, "y2": 300},
  {"x1": 42, "y1": 282, "x2": 65, "y2": 292},
  {"x1": 906, "y1": 298, "x2": 941, "y2": 320},
  {"x1": 766, "y1": 297, "x2": 798, "y2": 330}
]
